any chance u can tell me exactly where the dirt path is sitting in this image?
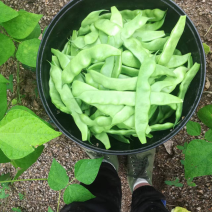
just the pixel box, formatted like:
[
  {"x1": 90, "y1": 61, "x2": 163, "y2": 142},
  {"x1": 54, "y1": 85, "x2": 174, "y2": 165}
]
[{"x1": 0, "y1": 0, "x2": 212, "y2": 211}]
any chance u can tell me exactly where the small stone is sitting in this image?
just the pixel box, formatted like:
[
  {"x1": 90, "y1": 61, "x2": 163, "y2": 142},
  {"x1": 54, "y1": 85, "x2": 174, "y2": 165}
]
[{"x1": 38, "y1": 6, "x2": 42, "y2": 12}]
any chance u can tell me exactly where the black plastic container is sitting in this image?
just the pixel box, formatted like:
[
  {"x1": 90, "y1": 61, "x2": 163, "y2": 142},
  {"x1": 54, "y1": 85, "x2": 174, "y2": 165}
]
[{"x1": 36, "y1": 0, "x2": 206, "y2": 155}]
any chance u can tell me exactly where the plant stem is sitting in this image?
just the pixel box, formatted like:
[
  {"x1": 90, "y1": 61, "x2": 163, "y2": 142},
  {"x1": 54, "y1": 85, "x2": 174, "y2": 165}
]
[
  {"x1": 204, "y1": 24, "x2": 212, "y2": 37},
  {"x1": 69, "y1": 178, "x2": 76, "y2": 185},
  {"x1": 16, "y1": 61, "x2": 21, "y2": 103},
  {"x1": 0, "y1": 178, "x2": 47, "y2": 184},
  {"x1": 57, "y1": 190, "x2": 61, "y2": 212}
]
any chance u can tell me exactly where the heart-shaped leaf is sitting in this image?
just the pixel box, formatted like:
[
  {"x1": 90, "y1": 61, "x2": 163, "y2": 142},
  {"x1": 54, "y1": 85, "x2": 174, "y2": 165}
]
[
  {"x1": 198, "y1": 105, "x2": 212, "y2": 129},
  {"x1": 186, "y1": 121, "x2": 201, "y2": 136},
  {"x1": 48, "y1": 159, "x2": 69, "y2": 191},
  {"x1": 0, "y1": 2, "x2": 18, "y2": 23},
  {"x1": 205, "y1": 129, "x2": 212, "y2": 142},
  {"x1": 74, "y1": 158, "x2": 103, "y2": 185},
  {"x1": 0, "y1": 33, "x2": 15, "y2": 66},
  {"x1": 63, "y1": 184, "x2": 95, "y2": 204},
  {"x1": 0, "y1": 109, "x2": 61, "y2": 159},
  {"x1": 2, "y1": 10, "x2": 43, "y2": 39}
]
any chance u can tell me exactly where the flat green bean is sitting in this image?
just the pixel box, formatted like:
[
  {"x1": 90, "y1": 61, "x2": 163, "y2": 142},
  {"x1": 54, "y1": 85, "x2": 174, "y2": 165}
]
[
  {"x1": 133, "y1": 30, "x2": 166, "y2": 42},
  {"x1": 110, "y1": 134, "x2": 130, "y2": 144},
  {"x1": 122, "y1": 50, "x2": 140, "y2": 68},
  {"x1": 94, "y1": 132, "x2": 111, "y2": 149},
  {"x1": 62, "y1": 44, "x2": 121, "y2": 84},
  {"x1": 51, "y1": 49, "x2": 71, "y2": 69},
  {"x1": 110, "y1": 6, "x2": 123, "y2": 27}
]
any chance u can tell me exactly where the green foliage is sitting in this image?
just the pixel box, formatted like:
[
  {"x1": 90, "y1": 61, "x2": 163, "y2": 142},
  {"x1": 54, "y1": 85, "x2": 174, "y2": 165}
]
[
  {"x1": 184, "y1": 139, "x2": 212, "y2": 179},
  {"x1": 186, "y1": 178, "x2": 196, "y2": 187},
  {"x1": 203, "y1": 43, "x2": 211, "y2": 54},
  {"x1": 0, "y1": 74, "x2": 9, "y2": 84},
  {"x1": 0, "y1": 149, "x2": 10, "y2": 163},
  {"x1": 48, "y1": 207, "x2": 54, "y2": 212},
  {"x1": 0, "y1": 2, "x2": 18, "y2": 22},
  {"x1": 165, "y1": 178, "x2": 183, "y2": 187},
  {"x1": 2, "y1": 10, "x2": 43, "y2": 39},
  {"x1": 177, "y1": 142, "x2": 188, "y2": 154},
  {"x1": 20, "y1": 24, "x2": 41, "y2": 40},
  {"x1": 63, "y1": 184, "x2": 95, "y2": 204},
  {"x1": 16, "y1": 39, "x2": 41, "y2": 67},
  {"x1": 205, "y1": 129, "x2": 212, "y2": 142},
  {"x1": 0, "y1": 33, "x2": 15, "y2": 66},
  {"x1": 186, "y1": 121, "x2": 201, "y2": 136},
  {"x1": 198, "y1": 105, "x2": 212, "y2": 129},
  {"x1": 0, "y1": 174, "x2": 10, "y2": 200},
  {"x1": 18, "y1": 192, "x2": 24, "y2": 200},
  {"x1": 11, "y1": 99, "x2": 17, "y2": 106},
  {"x1": 48, "y1": 159, "x2": 69, "y2": 191},
  {"x1": 0, "y1": 108, "x2": 61, "y2": 159},
  {"x1": 0, "y1": 83, "x2": 7, "y2": 121},
  {"x1": 12, "y1": 208, "x2": 21, "y2": 212},
  {"x1": 6, "y1": 74, "x2": 13, "y2": 93},
  {"x1": 74, "y1": 158, "x2": 103, "y2": 185}
]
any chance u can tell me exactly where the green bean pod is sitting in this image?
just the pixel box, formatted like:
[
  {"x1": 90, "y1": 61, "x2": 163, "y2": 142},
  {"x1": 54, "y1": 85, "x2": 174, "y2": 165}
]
[
  {"x1": 94, "y1": 133, "x2": 111, "y2": 149},
  {"x1": 149, "y1": 123, "x2": 174, "y2": 132},
  {"x1": 62, "y1": 44, "x2": 121, "y2": 84},
  {"x1": 175, "y1": 63, "x2": 200, "y2": 125},
  {"x1": 158, "y1": 15, "x2": 186, "y2": 66},
  {"x1": 110, "y1": 6, "x2": 123, "y2": 27},
  {"x1": 133, "y1": 30, "x2": 166, "y2": 42},
  {"x1": 51, "y1": 49, "x2": 71, "y2": 69},
  {"x1": 122, "y1": 50, "x2": 140, "y2": 68}
]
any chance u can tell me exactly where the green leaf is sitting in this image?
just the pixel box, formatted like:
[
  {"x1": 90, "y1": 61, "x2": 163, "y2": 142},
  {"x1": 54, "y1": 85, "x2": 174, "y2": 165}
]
[
  {"x1": 0, "y1": 149, "x2": 10, "y2": 163},
  {"x1": 203, "y1": 43, "x2": 211, "y2": 54},
  {"x1": 0, "y1": 83, "x2": 7, "y2": 121},
  {"x1": 0, "y1": 1, "x2": 19, "y2": 23},
  {"x1": 6, "y1": 74, "x2": 13, "y2": 93},
  {"x1": 0, "y1": 74, "x2": 9, "y2": 84},
  {"x1": 13, "y1": 168, "x2": 26, "y2": 181},
  {"x1": 186, "y1": 121, "x2": 201, "y2": 136},
  {"x1": 16, "y1": 38, "x2": 41, "y2": 68},
  {"x1": 63, "y1": 184, "x2": 95, "y2": 204},
  {"x1": 11, "y1": 99, "x2": 17, "y2": 106},
  {"x1": 0, "y1": 173, "x2": 10, "y2": 182},
  {"x1": 187, "y1": 178, "x2": 196, "y2": 187},
  {"x1": 48, "y1": 158, "x2": 69, "y2": 191},
  {"x1": 198, "y1": 105, "x2": 212, "y2": 129},
  {"x1": 43, "y1": 26, "x2": 48, "y2": 35},
  {"x1": 74, "y1": 158, "x2": 103, "y2": 185},
  {"x1": 165, "y1": 178, "x2": 183, "y2": 187},
  {"x1": 177, "y1": 145, "x2": 184, "y2": 150},
  {"x1": 12, "y1": 208, "x2": 21, "y2": 212},
  {"x1": 205, "y1": 129, "x2": 212, "y2": 142},
  {"x1": 0, "y1": 33, "x2": 15, "y2": 66},
  {"x1": 185, "y1": 139, "x2": 212, "y2": 179},
  {"x1": 0, "y1": 109, "x2": 61, "y2": 159},
  {"x1": 20, "y1": 24, "x2": 41, "y2": 41},
  {"x1": 18, "y1": 193, "x2": 24, "y2": 200},
  {"x1": 14, "y1": 145, "x2": 44, "y2": 169},
  {"x1": 0, "y1": 189, "x2": 9, "y2": 199},
  {"x1": 48, "y1": 207, "x2": 54, "y2": 212},
  {"x1": 2, "y1": 10, "x2": 43, "y2": 39}
]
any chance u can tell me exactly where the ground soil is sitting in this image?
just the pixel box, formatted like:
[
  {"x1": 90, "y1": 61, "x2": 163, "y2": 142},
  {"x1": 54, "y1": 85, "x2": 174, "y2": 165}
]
[{"x1": 0, "y1": 0, "x2": 212, "y2": 211}]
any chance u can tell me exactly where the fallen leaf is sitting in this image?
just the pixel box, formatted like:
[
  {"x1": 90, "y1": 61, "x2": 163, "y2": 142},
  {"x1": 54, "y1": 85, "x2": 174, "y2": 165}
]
[
  {"x1": 205, "y1": 77, "x2": 210, "y2": 90},
  {"x1": 163, "y1": 140, "x2": 174, "y2": 154}
]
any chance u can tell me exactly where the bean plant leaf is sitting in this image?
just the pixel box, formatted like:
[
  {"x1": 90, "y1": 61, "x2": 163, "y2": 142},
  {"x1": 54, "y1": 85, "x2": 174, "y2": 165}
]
[
  {"x1": 13, "y1": 168, "x2": 26, "y2": 181},
  {"x1": 16, "y1": 38, "x2": 41, "y2": 68},
  {"x1": 186, "y1": 121, "x2": 201, "y2": 136},
  {"x1": 0, "y1": 149, "x2": 10, "y2": 163},
  {"x1": 74, "y1": 158, "x2": 103, "y2": 185},
  {"x1": 205, "y1": 129, "x2": 212, "y2": 142},
  {"x1": 48, "y1": 159, "x2": 69, "y2": 191},
  {"x1": 0, "y1": 189, "x2": 9, "y2": 199},
  {"x1": 0, "y1": 74, "x2": 9, "y2": 84},
  {"x1": 0, "y1": 33, "x2": 15, "y2": 66},
  {"x1": 198, "y1": 105, "x2": 212, "y2": 129},
  {"x1": 6, "y1": 74, "x2": 13, "y2": 93},
  {"x1": 203, "y1": 43, "x2": 211, "y2": 54},
  {"x1": 14, "y1": 145, "x2": 44, "y2": 169},
  {"x1": 0, "y1": 1, "x2": 19, "y2": 23},
  {"x1": 48, "y1": 207, "x2": 54, "y2": 212},
  {"x1": 0, "y1": 173, "x2": 10, "y2": 182},
  {"x1": 0, "y1": 109, "x2": 61, "y2": 159},
  {"x1": 185, "y1": 139, "x2": 212, "y2": 179},
  {"x1": 11, "y1": 208, "x2": 21, "y2": 212},
  {"x1": 63, "y1": 184, "x2": 95, "y2": 204},
  {"x1": 2, "y1": 10, "x2": 43, "y2": 39},
  {"x1": 0, "y1": 83, "x2": 7, "y2": 121},
  {"x1": 165, "y1": 178, "x2": 183, "y2": 187},
  {"x1": 20, "y1": 24, "x2": 41, "y2": 41},
  {"x1": 186, "y1": 178, "x2": 196, "y2": 187},
  {"x1": 18, "y1": 193, "x2": 24, "y2": 200}
]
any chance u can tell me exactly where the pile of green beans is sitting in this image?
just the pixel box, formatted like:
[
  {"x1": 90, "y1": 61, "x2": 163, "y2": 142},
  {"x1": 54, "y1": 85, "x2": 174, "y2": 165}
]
[{"x1": 49, "y1": 6, "x2": 200, "y2": 149}]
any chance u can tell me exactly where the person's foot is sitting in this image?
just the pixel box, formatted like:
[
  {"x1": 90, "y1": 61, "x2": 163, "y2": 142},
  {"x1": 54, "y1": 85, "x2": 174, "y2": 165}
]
[
  {"x1": 127, "y1": 148, "x2": 156, "y2": 192},
  {"x1": 82, "y1": 148, "x2": 119, "y2": 171}
]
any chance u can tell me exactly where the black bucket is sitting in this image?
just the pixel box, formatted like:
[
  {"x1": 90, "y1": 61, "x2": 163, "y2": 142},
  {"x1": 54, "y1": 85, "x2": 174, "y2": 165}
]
[{"x1": 36, "y1": 0, "x2": 206, "y2": 155}]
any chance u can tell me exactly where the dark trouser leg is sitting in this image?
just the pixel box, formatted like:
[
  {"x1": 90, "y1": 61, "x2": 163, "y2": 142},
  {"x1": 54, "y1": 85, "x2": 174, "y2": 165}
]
[
  {"x1": 131, "y1": 185, "x2": 169, "y2": 212},
  {"x1": 61, "y1": 162, "x2": 122, "y2": 212}
]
